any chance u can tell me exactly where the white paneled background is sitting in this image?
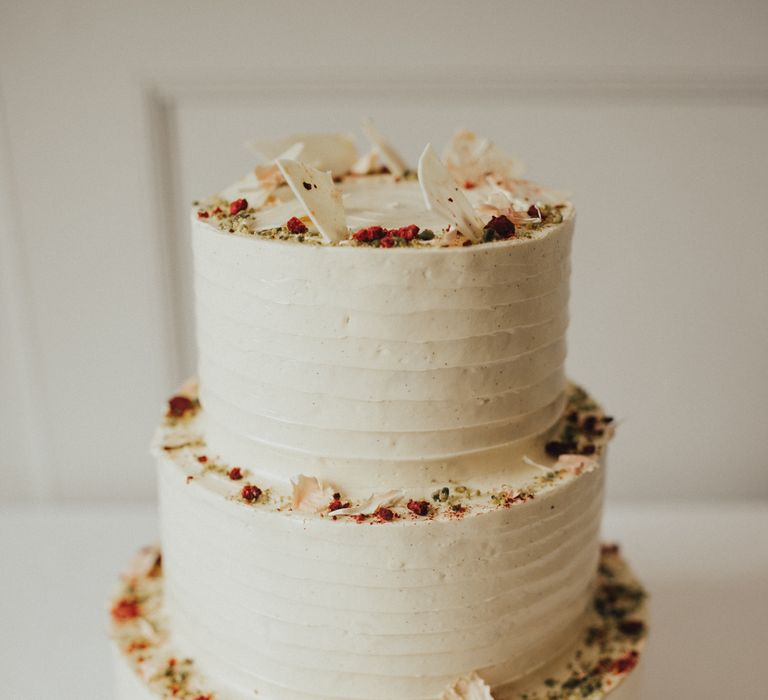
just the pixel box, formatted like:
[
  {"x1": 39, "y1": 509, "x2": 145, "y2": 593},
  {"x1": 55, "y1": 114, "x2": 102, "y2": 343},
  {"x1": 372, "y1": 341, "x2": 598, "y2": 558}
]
[{"x1": 1, "y1": 1, "x2": 767, "y2": 505}]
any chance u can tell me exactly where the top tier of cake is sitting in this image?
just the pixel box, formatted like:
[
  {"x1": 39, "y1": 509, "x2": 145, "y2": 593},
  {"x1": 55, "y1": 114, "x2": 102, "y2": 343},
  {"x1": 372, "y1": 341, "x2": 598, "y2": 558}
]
[{"x1": 191, "y1": 130, "x2": 574, "y2": 497}]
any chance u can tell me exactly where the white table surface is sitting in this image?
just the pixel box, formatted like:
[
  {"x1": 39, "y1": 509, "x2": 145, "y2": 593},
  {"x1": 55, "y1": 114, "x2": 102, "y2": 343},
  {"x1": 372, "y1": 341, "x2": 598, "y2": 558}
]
[{"x1": 1, "y1": 501, "x2": 766, "y2": 699}]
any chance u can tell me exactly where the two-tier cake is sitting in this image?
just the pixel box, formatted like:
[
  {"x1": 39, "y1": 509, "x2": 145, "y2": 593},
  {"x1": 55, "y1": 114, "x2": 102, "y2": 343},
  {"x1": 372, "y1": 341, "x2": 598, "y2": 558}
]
[{"x1": 109, "y1": 127, "x2": 648, "y2": 699}]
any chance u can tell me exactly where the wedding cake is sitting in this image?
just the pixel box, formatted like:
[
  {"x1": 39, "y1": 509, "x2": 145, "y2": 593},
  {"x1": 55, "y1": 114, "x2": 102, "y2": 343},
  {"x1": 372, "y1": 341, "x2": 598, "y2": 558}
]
[{"x1": 110, "y1": 127, "x2": 648, "y2": 700}]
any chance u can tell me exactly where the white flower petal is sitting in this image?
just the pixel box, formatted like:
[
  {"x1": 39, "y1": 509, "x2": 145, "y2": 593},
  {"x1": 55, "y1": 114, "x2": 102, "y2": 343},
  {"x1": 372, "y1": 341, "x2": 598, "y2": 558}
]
[
  {"x1": 556, "y1": 453, "x2": 599, "y2": 475},
  {"x1": 291, "y1": 474, "x2": 336, "y2": 513},
  {"x1": 442, "y1": 129, "x2": 525, "y2": 186},
  {"x1": 442, "y1": 672, "x2": 495, "y2": 700}
]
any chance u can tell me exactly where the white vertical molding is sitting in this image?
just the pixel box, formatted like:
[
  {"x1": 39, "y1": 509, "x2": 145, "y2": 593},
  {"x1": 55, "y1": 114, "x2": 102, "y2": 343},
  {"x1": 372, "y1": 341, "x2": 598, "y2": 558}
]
[
  {"x1": 144, "y1": 88, "x2": 189, "y2": 394},
  {"x1": 145, "y1": 87, "x2": 195, "y2": 386},
  {"x1": 0, "y1": 86, "x2": 52, "y2": 502}
]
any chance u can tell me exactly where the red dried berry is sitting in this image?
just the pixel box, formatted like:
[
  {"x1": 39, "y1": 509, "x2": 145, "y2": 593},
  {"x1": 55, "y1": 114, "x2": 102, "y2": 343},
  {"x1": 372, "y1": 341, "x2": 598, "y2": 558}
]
[
  {"x1": 407, "y1": 499, "x2": 430, "y2": 516},
  {"x1": 167, "y1": 395, "x2": 194, "y2": 418},
  {"x1": 352, "y1": 226, "x2": 385, "y2": 243},
  {"x1": 354, "y1": 514, "x2": 368, "y2": 523},
  {"x1": 197, "y1": 455, "x2": 208, "y2": 464},
  {"x1": 611, "y1": 650, "x2": 639, "y2": 674},
  {"x1": 527, "y1": 204, "x2": 541, "y2": 218},
  {"x1": 484, "y1": 215, "x2": 516, "y2": 239},
  {"x1": 375, "y1": 507, "x2": 395, "y2": 521},
  {"x1": 286, "y1": 216, "x2": 308, "y2": 234},
  {"x1": 197, "y1": 210, "x2": 209, "y2": 219},
  {"x1": 212, "y1": 207, "x2": 223, "y2": 215},
  {"x1": 241, "y1": 483, "x2": 262, "y2": 502},
  {"x1": 228, "y1": 467, "x2": 243, "y2": 481},
  {"x1": 111, "y1": 598, "x2": 141, "y2": 621},
  {"x1": 328, "y1": 497, "x2": 349, "y2": 512},
  {"x1": 229, "y1": 198, "x2": 248, "y2": 215},
  {"x1": 463, "y1": 180, "x2": 475, "y2": 189},
  {"x1": 379, "y1": 236, "x2": 395, "y2": 248},
  {"x1": 397, "y1": 224, "x2": 419, "y2": 241}
]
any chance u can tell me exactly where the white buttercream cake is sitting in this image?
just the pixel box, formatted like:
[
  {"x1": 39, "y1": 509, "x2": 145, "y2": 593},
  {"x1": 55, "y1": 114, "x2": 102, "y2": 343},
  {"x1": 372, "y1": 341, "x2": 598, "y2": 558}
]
[{"x1": 110, "y1": 128, "x2": 648, "y2": 700}]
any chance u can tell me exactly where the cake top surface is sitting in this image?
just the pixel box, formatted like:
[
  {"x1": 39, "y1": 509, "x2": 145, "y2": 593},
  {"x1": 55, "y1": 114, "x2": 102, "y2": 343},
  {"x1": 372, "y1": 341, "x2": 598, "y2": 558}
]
[{"x1": 195, "y1": 127, "x2": 572, "y2": 248}]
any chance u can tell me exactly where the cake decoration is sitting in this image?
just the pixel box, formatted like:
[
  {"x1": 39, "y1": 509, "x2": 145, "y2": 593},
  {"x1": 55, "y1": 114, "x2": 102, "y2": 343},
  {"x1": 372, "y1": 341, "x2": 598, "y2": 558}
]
[
  {"x1": 285, "y1": 215, "x2": 308, "y2": 234},
  {"x1": 277, "y1": 158, "x2": 348, "y2": 243},
  {"x1": 223, "y1": 142, "x2": 305, "y2": 212},
  {"x1": 481, "y1": 214, "x2": 517, "y2": 241},
  {"x1": 291, "y1": 474, "x2": 336, "y2": 513},
  {"x1": 441, "y1": 672, "x2": 494, "y2": 700},
  {"x1": 250, "y1": 132, "x2": 358, "y2": 177},
  {"x1": 361, "y1": 119, "x2": 409, "y2": 177},
  {"x1": 350, "y1": 146, "x2": 382, "y2": 175},
  {"x1": 327, "y1": 488, "x2": 404, "y2": 517},
  {"x1": 240, "y1": 483, "x2": 262, "y2": 502},
  {"x1": 406, "y1": 499, "x2": 432, "y2": 516},
  {"x1": 195, "y1": 129, "x2": 573, "y2": 247},
  {"x1": 417, "y1": 143, "x2": 484, "y2": 241},
  {"x1": 525, "y1": 454, "x2": 599, "y2": 477},
  {"x1": 154, "y1": 382, "x2": 614, "y2": 520},
  {"x1": 478, "y1": 182, "x2": 542, "y2": 226},
  {"x1": 441, "y1": 128, "x2": 526, "y2": 189},
  {"x1": 166, "y1": 395, "x2": 197, "y2": 419}
]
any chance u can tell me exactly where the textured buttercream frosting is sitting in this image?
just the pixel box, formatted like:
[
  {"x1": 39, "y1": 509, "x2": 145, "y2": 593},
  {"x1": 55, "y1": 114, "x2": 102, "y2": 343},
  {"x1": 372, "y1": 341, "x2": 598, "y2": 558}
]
[
  {"x1": 109, "y1": 129, "x2": 648, "y2": 700},
  {"x1": 139, "y1": 383, "x2": 617, "y2": 700},
  {"x1": 194, "y1": 174, "x2": 574, "y2": 497},
  {"x1": 110, "y1": 543, "x2": 647, "y2": 700}
]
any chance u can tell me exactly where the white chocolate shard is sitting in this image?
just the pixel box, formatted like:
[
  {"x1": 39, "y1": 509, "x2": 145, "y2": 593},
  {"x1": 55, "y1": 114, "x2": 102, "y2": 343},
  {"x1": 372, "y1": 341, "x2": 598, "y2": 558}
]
[
  {"x1": 250, "y1": 133, "x2": 358, "y2": 177},
  {"x1": 442, "y1": 672, "x2": 495, "y2": 700},
  {"x1": 325, "y1": 489, "x2": 404, "y2": 517},
  {"x1": 276, "y1": 159, "x2": 348, "y2": 244},
  {"x1": 224, "y1": 143, "x2": 305, "y2": 208},
  {"x1": 291, "y1": 474, "x2": 336, "y2": 513},
  {"x1": 350, "y1": 147, "x2": 381, "y2": 175},
  {"x1": 442, "y1": 129, "x2": 526, "y2": 186},
  {"x1": 362, "y1": 119, "x2": 409, "y2": 177},
  {"x1": 418, "y1": 144, "x2": 484, "y2": 241}
]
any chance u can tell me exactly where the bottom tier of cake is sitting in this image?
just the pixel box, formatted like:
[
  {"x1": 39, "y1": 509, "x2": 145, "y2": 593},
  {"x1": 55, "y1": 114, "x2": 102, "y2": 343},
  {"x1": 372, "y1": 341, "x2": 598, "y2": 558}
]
[{"x1": 109, "y1": 544, "x2": 648, "y2": 700}]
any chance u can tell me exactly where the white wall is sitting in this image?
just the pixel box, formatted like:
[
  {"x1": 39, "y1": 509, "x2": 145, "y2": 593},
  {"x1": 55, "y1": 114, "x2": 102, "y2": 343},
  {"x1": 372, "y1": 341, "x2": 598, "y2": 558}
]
[{"x1": 1, "y1": 0, "x2": 767, "y2": 504}]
